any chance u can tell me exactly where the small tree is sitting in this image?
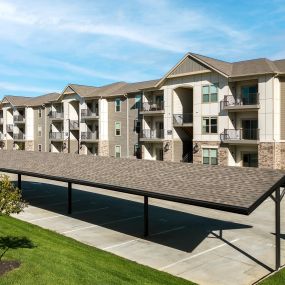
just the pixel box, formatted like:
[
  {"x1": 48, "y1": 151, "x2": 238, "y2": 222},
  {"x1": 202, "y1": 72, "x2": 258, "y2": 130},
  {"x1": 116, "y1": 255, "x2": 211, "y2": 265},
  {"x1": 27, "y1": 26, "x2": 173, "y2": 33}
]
[{"x1": 0, "y1": 175, "x2": 26, "y2": 215}]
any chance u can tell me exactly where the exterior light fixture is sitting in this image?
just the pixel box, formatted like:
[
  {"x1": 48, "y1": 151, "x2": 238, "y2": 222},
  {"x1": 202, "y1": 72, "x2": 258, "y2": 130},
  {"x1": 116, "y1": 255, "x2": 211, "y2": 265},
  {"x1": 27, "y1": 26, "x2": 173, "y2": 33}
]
[
  {"x1": 193, "y1": 143, "x2": 199, "y2": 153},
  {"x1": 63, "y1": 142, "x2": 67, "y2": 149},
  {"x1": 164, "y1": 142, "x2": 170, "y2": 152}
]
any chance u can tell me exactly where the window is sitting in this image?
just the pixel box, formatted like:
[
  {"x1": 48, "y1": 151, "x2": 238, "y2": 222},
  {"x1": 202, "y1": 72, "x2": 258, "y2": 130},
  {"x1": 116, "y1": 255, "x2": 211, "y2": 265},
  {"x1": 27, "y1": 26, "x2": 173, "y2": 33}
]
[
  {"x1": 115, "y1": 98, "x2": 121, "y2": 112},
  {"x1": 38, "y1": 126, "x2": 42, "y2": 137},
  {"x1": 115, "y1": 121, "x2": 121, "y2": 136},
  {"x1": 203, "y1": 148, "x2": 218, "y2": 165},
  {"x1": 202, "y1": 117, "x2": 217, "y2": 134},
  {"x1": 241, "y1": 85, "x2": 258, "y2": 105},
  {"x1": 115, "y1": 145, "x2": 121, "y2": 158},
  {"x1": 202, "y1": 84, "x2": 218, "y2": 103},
  {"x1": 135, "y1": 94, "x2": 141, "y2": 109},
  {"x1": 38, "y1": 108, "x2": 42, "y2": 118},
  {"x1": 38, "y1": 144, "x2": 42, "y2": 152}
]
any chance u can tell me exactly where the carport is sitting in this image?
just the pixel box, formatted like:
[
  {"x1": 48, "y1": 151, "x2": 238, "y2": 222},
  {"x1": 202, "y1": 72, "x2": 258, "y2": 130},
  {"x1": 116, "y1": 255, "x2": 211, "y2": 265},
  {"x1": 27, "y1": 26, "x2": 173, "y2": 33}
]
[{"x1": 0, "y1": 150, "x2": 285, "y2": 272}]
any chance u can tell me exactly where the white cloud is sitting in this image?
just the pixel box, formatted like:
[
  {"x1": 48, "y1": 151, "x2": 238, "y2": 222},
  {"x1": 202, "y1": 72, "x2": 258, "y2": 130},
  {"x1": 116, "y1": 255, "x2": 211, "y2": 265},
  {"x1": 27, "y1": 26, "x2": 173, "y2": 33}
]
[{"x1": 0, "y1": 81, "x2": 55, "y2": 94}]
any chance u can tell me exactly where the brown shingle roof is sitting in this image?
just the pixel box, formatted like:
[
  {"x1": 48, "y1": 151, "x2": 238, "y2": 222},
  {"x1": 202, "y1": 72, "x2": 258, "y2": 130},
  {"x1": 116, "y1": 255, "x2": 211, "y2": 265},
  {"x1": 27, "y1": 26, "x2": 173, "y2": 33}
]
[
  {"x1": 26, "y1": 93, "x2": 60, "y2": 107},
  {"x1": 68, "y1": 84, "x2": 98, "y2": 97},
  {"x1": 0, "y1": 150, "x2": 284, "y2": 215},
  {"x1": 274, "y1": 59, "x2": 285, "y2": 73},
  {"x1": 1, "y1": 95, "x2": 32, "y2": 107}
]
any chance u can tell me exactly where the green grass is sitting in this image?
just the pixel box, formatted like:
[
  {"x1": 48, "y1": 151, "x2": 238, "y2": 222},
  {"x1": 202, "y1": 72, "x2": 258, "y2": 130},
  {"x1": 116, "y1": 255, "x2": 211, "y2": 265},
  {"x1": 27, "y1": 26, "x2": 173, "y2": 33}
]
[
  {"x1": 0, "y1": 215, "x2": 195, "y2": 285},
  {"x1": 259, "y1": 269, "x2": 285, "y2": 285}
]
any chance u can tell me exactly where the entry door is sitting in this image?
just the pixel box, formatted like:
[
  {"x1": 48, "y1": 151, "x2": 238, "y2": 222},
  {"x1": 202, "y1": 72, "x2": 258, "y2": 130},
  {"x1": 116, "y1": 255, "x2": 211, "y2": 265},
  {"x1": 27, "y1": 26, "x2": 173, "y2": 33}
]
[
  {"x1": 243, "y1": 153, "x2": 258, "y2": 167},
  {"x1": 242, "y1": 119, "x2": 258, "y2": 139},
  {"x1": 155, "y1": 122, "x2": 164, "y2": 138},
  {"x1": 156, "y1": 147, "x2": 163, "y2": 161}
]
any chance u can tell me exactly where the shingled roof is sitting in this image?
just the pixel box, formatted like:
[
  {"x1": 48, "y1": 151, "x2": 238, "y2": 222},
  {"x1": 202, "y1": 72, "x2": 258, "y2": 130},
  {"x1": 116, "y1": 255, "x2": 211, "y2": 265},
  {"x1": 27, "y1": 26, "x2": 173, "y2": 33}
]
[
  {"x1": 1, "y1": 95, "x2": 32, "y2": 107},
  {"x1": 26, "y1": 92, "x2": 60, "y2": 107}
]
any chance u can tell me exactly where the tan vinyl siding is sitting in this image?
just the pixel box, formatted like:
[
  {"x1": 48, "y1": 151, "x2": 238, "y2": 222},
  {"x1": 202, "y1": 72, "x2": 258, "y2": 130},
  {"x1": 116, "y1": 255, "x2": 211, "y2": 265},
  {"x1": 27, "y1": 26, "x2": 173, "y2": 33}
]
[
  {"x1": 280, "y1": 78, "x2": 285, "y2": 139},
  {"x1": 169, "y1": 56, "x2": 209, "y2": 76}
]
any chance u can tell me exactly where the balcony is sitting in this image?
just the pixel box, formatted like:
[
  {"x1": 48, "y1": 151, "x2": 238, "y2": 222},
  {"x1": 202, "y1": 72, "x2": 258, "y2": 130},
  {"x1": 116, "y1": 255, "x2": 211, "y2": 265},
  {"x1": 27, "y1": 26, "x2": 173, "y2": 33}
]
[
  {"x1": 140, "y1": 101, "x2": 164, "y2": 115},
  {"x1": 6, "y1": 124, "x2": 13, "y2": 132},
  {"x1": 81, "y1": 132, "x2": 99, "y2": 142},
  {"x1": 173, "y1": 113, "x2": 193, "y2": 126},
  {"x1": 69, "y1": 120, "x2": 79, "y2": 130},
  {"x1": 81, "y1": 109, "x2": 99, "y2": 120},
  {"x1": 49, "y1": 132, "x2": 64, "y2": 141},
  {"x1": 0, "y1": 117, "x2": 3, "y2": 124},
  {"x1": 13, "y1": 115, "x2": 25, "y2": 124},
  {"x1": 49, "y1": 111, "x2": 64, "y2": 120},
  {"x1": 220, "y1": 129, "x2": 259, "y2": 144},
  {"x1": 140, "y1": 129, "x2": 164, "y2": 141},
  {"x1": 0, "y1": 133, "x2": 4, "y2": 140},
  {"x1": 13, "y1": 133, "x2": 25, "y2": 141},
  {"x1": 222, "y1": 94, "x2": 259, "y2": 112}
]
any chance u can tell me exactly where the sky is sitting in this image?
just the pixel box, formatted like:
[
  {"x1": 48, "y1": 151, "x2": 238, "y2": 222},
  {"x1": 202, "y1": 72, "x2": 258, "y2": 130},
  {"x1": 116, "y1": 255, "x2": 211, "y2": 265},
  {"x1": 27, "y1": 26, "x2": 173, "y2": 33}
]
[{"x1": 0, "y1": 0, "x2": 285, "y2": 97}]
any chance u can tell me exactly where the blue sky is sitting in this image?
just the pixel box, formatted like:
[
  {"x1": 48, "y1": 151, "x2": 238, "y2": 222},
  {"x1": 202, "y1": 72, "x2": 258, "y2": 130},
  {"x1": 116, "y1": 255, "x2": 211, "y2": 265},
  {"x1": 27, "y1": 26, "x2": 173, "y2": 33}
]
[{"x1": 0, "y1": 0, "x2": 285, "y2": 97}]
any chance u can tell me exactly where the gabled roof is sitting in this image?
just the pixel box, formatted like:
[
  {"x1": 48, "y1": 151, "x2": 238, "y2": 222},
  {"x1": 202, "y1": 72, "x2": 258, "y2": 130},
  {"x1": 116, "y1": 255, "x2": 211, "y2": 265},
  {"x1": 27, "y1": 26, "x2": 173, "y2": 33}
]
[
  {"x1": 25, "y1": 93, "x2": 61, "y2": 107},
  {"x1": 84, "y1": 82, "x2": 127, "y2": 98},
  {"x1": 1, "y1": 95, "x2": 32, "y2": 107},
  {"x1": 154, "y1": 52, "x2": 285, "y2": 88},
  {"x1": 108, "y1": 79, "x2": 160, "y2": 96},
  {"x1": 64, "y1": 84, "x2": 98, "y2": 97}
]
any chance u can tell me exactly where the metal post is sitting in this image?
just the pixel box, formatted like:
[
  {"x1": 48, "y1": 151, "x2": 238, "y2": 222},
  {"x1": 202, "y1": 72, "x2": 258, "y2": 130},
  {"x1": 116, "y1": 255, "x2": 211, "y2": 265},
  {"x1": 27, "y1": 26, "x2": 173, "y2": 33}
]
[
  {"x1": 68, "y1": 182, "x2": 72, "y2": 214},
  {"x1": 144, "y1": 196, "x2": 149, "y2": 237},
  {"x1": 17, "y1": 174, "x2": 21, "y2": 190},
  {"x1": 276, "y1": 187, "x2": 281, "y2": 270}
]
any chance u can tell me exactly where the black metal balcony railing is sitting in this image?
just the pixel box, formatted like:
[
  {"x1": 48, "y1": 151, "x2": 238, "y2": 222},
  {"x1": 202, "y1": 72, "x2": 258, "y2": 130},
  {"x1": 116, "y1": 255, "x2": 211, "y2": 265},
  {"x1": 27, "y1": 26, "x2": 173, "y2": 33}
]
[
  {"x1": 69, "y1": 120, "x2": 79, "y2": 130},
  {"x1": 173, "y1": 113, "x2": 193, "y2": 125},
  {"x1": 81, "y1": 132, "x2": 99, "y2": 140},
  {"x1": 6, "y1": 124, "x2": 13, "y2": 132},
  {"x1": 220, "y1": 129, "x2": 260, "y2": 141},
  {"x1": 49, "y1": 111, "x2": 64, "y2": 119},
  {"x1": 13, "y1": 133, "x2": 25, "y2": 140},
  {"x1": 223, "y1": 94, "x2": 259, "y2": 108},
  {"x1": 81, "y1": 109, "x2": 99, "y2": 117},
  {"x1": 140, "y1": 129, "x2": 164, "y2": 139},
  {"x1": 13, "y1": 114, "x2": 25, "y2": 123},
  {"x1": 49, "y1": 132, "x2": 64, "y2": 140},
  {"x1": 141, "y1": 101, "x2": 164, "y2": 112}
]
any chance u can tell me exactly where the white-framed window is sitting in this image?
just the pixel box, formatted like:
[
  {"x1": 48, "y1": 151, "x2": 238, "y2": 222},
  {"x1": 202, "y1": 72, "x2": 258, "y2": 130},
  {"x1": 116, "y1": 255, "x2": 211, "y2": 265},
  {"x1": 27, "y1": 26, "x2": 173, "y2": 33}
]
[
  {"x1": 115, "y1": 98, "x2": 121, "y2": 112},
  {"x1": 202, "y1": 117, "x2": 218, "y2": 134},
  {"x1": 115, "y1": 145, "x2": 121, "y2": 158},
  {"x1": 202, "y1": 84, "x2": 218, "y2": 103},
  {"x1": 38, "y1": 126, "x2": 42, "y2": 137},
  {"x1": 203, "y1": 148, "x2": 218, "y2": 165},
  {"x1": 38, "y1": 144, "x2": 42, "y2": 152},
  {"x1": 38, "y1": 108, "x2": 42, "y2": 118},
  {"x1": 115, "y1": 121, "x2": 121, "y2": 136}
]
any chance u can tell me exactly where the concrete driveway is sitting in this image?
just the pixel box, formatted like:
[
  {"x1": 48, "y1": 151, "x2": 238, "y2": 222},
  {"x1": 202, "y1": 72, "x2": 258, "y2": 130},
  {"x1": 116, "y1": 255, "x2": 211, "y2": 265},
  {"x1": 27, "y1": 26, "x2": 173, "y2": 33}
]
[{"x1": 7, "y1": 174, "x2": 285, "y2": 285}]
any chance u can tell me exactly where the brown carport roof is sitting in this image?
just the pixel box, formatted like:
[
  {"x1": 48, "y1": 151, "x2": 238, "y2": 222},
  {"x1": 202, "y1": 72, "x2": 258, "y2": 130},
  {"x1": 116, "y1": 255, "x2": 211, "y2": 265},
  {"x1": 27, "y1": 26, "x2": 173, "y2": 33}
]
[{"x1": 0, "y1": 150, "x2": 284, "y2": 215}]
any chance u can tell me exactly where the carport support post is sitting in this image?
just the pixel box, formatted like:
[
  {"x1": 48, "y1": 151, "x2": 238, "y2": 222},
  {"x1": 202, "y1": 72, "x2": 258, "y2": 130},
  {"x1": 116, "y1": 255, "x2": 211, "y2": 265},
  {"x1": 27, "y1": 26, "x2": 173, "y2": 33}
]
[
  {"x1": 68, "y1": 182, "x2": 72, "y2": 214},
  {"x1": 17, "y1": 174, "x2": 21, "y2": 190},
  {"x1": 275, "y1": 187, "x2": 281, "y2": 270},
  {"x1": 144, "y1": 196, "x2": 149, "y2": 237}
]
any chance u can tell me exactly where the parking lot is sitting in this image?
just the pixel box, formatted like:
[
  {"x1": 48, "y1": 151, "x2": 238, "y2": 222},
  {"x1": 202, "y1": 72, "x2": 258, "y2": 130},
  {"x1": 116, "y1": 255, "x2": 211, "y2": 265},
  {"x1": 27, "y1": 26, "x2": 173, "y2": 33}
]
[{"x1": 7, "y1": 174, "x2": 285, "y2": 285}]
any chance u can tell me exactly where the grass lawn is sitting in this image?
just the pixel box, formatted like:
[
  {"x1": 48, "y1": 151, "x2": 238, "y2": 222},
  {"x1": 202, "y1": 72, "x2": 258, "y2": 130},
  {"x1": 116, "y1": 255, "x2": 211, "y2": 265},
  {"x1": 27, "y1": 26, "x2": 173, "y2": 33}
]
[
  {"x1": 259, "y1": 269, "x2": 285, "y2": 285},
  {"x1": 0, "y1": 215, "x2": 195, "y2": 285}
]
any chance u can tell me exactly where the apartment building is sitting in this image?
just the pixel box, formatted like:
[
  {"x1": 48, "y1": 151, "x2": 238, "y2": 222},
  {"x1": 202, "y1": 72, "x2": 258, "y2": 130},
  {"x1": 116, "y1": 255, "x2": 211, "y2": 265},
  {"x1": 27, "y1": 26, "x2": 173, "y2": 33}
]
[
  {"x1": 139, "y1": 52, "x2": 285, "y2": 169},
  {"x1": 1, "y1": 51, "x2": 285, "y2": 169}
]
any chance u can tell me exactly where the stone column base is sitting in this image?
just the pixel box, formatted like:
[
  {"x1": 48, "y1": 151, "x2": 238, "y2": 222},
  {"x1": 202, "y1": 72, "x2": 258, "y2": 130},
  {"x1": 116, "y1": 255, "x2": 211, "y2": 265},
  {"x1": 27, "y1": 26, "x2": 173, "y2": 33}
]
[{"x1": 98, "y1": 140, "x2": 109, "y2": 156}]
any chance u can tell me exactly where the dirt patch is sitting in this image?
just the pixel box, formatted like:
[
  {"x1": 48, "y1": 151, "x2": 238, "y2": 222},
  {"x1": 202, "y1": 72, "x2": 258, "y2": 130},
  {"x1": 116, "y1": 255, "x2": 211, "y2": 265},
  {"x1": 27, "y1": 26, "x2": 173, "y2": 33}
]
[{"x1": 0, "y1": 260, "x2": 20, "y2": 276}]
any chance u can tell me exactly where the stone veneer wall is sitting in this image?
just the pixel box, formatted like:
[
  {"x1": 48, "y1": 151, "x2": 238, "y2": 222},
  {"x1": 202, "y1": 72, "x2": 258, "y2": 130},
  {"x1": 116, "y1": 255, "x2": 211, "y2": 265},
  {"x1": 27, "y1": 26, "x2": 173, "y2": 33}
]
[
  {"x1": 25, "y1": 140, "x2": 34, "y2": 151},
  {"x1": 6, "y1": 140, "x2": 13, "y2": 151},
  {"x1": 163, "y1": 141, "x2": 172, "y2": 162},
  {"x1": 193, "y1": 141, "x2": 228, "y2": 166},
  {"x1": 98, "y1": 140, "x2": 109, "y2": 156},
  {"x1": 258, "y1": 142, "x2": 285, "y2": 169}
]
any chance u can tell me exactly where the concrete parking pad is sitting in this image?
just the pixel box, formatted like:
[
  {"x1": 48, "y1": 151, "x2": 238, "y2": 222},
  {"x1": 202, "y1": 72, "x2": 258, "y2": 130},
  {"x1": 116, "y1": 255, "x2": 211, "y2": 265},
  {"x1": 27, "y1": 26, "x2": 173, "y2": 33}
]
[{"x1": 8, "y1": 175, "x2": 285, "y2": 285}]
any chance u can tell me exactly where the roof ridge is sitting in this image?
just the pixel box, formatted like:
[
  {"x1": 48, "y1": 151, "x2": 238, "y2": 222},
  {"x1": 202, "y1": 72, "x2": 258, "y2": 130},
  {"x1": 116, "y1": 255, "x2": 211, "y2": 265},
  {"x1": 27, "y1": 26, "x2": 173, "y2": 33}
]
[{"x1": 189, "y1": 52, "x2": 231, "y2": 64}]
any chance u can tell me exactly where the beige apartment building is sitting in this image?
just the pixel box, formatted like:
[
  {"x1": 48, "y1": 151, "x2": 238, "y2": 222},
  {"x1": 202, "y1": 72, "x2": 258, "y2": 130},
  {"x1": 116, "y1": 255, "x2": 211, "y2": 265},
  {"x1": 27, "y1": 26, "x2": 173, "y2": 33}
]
[{"x1": 1, "y1": 51, "x2": 285, "y2": 169}]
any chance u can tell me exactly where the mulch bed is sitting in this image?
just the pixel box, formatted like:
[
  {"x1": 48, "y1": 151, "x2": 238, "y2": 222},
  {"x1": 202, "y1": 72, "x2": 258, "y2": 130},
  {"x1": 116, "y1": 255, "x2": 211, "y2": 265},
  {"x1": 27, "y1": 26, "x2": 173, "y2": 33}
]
[{"x1": 0, "y1": 260, "x2": 20, "y2": 276}]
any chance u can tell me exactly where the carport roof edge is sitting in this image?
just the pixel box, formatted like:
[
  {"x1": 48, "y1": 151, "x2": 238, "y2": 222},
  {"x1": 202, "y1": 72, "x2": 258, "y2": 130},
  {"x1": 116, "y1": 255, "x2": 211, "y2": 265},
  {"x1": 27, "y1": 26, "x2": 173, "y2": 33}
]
[{"x1": 0, "y1": 150, "x2": 284, "y2": 215}]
